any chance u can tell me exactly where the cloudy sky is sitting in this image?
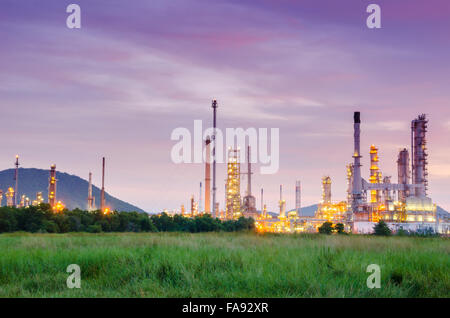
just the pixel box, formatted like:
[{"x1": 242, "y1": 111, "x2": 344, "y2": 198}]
[{"x1": 1, "y1": 0, "x2": 449, "y2": 212}]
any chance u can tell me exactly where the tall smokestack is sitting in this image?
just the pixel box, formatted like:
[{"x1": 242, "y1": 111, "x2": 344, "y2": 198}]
[
  {"x1": 14, "y1": 155, "x2": 19, "y2": 207},
  {"x1": 100, "y1": 157, "x2": 106, "y2": 212},
  {"x1": 352, "y1": 111, "x2": 363, "y2": 213},
  {"x1": 205, "y1": 136, "x2": 211, "y2": 214},
  {"x1": 279, "y1": 184, "x2": 286, "y2": 218},
  {"x1": 295, "y1": 180, "x2": 301, "y2": 217},
  {"x1": 247, "y1": 146, "x2": 252, "y2": 196},
  {"x1": 261, "y1": 188, "x2": 263, "y2": 216},
  {"x1": 212, "y1": 100, "x2": 218, "y2": 218}
]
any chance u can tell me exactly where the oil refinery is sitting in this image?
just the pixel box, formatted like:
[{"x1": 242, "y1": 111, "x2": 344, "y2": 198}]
[
  {"x1": 1, "y1": 99, "x2": 449, "y2": 235},
  {"x1": 172, "y1": 105, "x2": 449, "y2": 235}
]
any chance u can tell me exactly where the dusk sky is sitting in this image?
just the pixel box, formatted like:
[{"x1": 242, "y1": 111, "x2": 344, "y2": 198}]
[{"x1": 1, "y1": 0, "x2": 449, "y2": 212}]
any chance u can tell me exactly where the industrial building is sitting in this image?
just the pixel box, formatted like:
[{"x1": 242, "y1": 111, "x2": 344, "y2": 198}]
[
  {"x1": 168, "y1": 100, "x2": 448, "y2": 235},
  {"x1": 254, "y1": 112, "x2": 449, "y2": 235},
  {"x1": 225, "y1": 148, "x2": 242, "y2": 219}
]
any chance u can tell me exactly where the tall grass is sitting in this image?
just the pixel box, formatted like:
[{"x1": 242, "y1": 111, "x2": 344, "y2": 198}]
[{"x1": 0, "y1": 232, "x2": 448, "y2": 297}]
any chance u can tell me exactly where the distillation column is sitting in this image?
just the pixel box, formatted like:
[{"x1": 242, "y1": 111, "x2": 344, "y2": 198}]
[
  {"x1": 369, "y1": 145, "x2": 382, "y2": 204},
  {"x1": 397, "y1": 148, "x2": 410, "y2": 203},
  {"x1": 6, "y1": 188, "x2": 14, "y2": 207},
  {"x1": 48, "y1": 165, "x2": 57, "y2": 208},
  {"x1": 225, "y1": 148, "x2": 241, "y2": 219},
  {"x1": 346, "y1": 163, "x2": 354, "y2": 207},
  {"x1": 411, "y1": 114, "x2": 428, "y2": 197},
  {"x1": 322, "y1": 176, "x2": 332, "y2": 204}
]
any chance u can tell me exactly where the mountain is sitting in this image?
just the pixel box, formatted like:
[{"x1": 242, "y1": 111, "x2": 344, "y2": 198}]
[
  {"x1": 0, "y1": 168, "x2": 145, "y2": 212},
  {"x1": 266, "y1": 204, "x2": 317, "y2": 218}
]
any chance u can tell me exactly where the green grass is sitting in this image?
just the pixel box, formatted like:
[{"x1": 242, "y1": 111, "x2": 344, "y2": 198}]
[{"x1": 0, "y1": 232, "x2": 448, "y2": 297}]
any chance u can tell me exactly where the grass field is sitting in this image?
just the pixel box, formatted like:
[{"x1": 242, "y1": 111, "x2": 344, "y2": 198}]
[{"x1": 0, "y1": 232, "x2": 448, "y2": 297}]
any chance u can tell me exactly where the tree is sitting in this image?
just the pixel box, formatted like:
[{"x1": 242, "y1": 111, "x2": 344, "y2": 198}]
[
  {"x1": 335, "y1": 223, "x2": 345, "y2": 234},
  {"x1": 373, "y1": 220, "x2": 392, "y2": 236},
  {"x1": 318, "y1": 222, "x2": 333, "y2": 235}
]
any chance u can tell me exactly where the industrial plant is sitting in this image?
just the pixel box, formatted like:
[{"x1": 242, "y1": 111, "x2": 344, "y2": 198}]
[
  {"x1": 0, "y1": 157, "x2": 110, "y2": 214},
  {"x1": 171, "y1": 102, "x2": 449, "y2": 235},
  {"x1": 1, "y1": 98, "x2": 449, "y2": 235}
]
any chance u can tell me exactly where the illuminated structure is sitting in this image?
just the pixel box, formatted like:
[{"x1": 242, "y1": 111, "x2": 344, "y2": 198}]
[
  {"x1": 411, "y1": 115, "x2": 428, "y2": 197},
  {"x1": 54, "y1": 201, "x2": 65, "y2": 213},
  {"x1": 190, "y1": 195, "x2": 198, "y2": 216},
  {"x1": 87, "y1": 172, "x2": 95, "y2": 211},
  {"x1": 205, "y1": 136, "x2": 211, "y2": 214},
  {"x1": 346, "y1": 163, "x2": 354, "y2": 209},
  {"x1": 6, "y1": 187, "x2": 14, "y2": 207},
  {"x1": 48, "y1": 165, "x2": 57, "y2": 208},
  {"x1": 255, "y1": 112, "x2": 448, "y2": 235},
  {"x1": 348, "y1": 112, "x2": 440, "y2": 233},
  {"x1": 322, "y1": 176, "x2": 331, "y2": 204},
  {"x1": 279, "y1": 185, "x2": 286, "y2": 219},
  {"x1": 32, "y1": 192, "x2": 44, "y2": 206},
  {"x1": 19, "y1": 195, "x2": 30, "y2": 208},
  {"x1": 242, "y1": 146, "x2": 257, "y2": 219},
  {"x1": 316, "y1": 177, "x2": 347, "y2": 223},
  {"x1": 0, "y1": 190, "x2": 3, "y2": 206},
  {"x1": 14, "y1": 155, "x2": 19, "y2": 207},
  {"x1": 397, "y1": 148, "x2": 410, "y2": 203},
  {"x1": 369, "y1": 145, "x2": 382, "y2": 204},
  {"x1": 225, "y1": 148, "x2": 241, "y2": 219},
  {"x1": 368, "y1": 145, "x2": 382, "y2": 222}
]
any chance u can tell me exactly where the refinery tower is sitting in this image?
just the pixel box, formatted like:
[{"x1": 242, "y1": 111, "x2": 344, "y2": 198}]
[
  {"x1": 349, "y1": 112, "x2": 436, "y2": 231},
  {"x1": 242, "y1": 146, "x2": 257, "y2": 219}
]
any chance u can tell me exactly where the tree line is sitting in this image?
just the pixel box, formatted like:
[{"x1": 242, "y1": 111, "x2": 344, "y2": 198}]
[{"x1": 0, "y1": 204, "x2": 255, "y2": 234}]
